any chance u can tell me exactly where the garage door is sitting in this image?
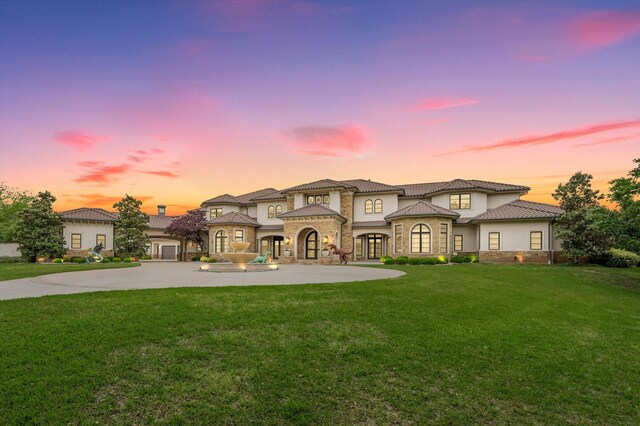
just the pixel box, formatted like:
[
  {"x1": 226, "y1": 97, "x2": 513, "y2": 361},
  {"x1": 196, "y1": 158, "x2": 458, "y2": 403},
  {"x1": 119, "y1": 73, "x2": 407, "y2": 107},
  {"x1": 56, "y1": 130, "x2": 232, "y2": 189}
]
[{"x1": 161, "y1": 246, "x2": 176, "y2": 260}]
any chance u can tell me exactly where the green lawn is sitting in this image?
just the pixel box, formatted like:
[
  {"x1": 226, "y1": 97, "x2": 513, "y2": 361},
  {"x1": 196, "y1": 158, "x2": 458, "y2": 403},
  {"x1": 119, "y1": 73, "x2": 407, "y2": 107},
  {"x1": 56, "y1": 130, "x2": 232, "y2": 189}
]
[
  {"x1": 0, "y1": 262, "x2": 140, "y2": 281},
  {"x1": 1, "y1": 265, "x2": 639, "y2": 424}
]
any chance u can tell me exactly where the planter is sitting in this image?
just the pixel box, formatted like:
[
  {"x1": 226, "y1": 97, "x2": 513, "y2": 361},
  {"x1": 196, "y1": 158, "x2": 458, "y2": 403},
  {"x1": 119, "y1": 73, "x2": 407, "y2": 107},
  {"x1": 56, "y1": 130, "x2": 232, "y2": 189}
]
[
  {"x1": 283, "y1": 249, "x2": 291, "y2": 257},
  {"x1": 321, "y1": 249, "x2": 330, "y2": 257}
]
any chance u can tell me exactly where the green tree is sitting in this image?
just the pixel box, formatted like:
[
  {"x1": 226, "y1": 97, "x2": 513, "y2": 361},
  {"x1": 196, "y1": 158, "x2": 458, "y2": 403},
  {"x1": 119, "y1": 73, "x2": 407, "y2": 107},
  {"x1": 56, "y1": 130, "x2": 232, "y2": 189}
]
[
  {"x1": 552, "y1": 172, "x2": 610, "y2": 262},
  {"x1": 14, "y1": 191, "x2": 65, "y2": 262},
  {"x1": 0, "y1": 182, "x2": 33, "y2": 243},
  {"x1": 606, "y1": 158, "x2": 640, "y2": 252},
  {"x1": 113, "y1": 195, "x2": 149, "y2": 258}
]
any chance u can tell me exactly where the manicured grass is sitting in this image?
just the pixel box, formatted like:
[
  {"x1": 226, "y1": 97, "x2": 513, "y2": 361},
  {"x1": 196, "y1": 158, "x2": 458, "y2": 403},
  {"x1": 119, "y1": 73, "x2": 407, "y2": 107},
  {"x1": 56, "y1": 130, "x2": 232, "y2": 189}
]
[
  {"x1": 0, "y1": 262, "x2": 140, "y2": 281},
  {"x1": 1, "y1": 265, "x2": 639, "y2": 424}
]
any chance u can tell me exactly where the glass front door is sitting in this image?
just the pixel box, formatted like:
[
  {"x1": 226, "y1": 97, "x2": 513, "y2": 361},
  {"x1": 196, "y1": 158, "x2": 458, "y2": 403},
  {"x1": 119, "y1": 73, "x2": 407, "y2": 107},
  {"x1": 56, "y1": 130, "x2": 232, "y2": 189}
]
[
  {"x1": 306, "y1": 231, "x2": 318, "y2": 259},
  {"x1": 273, "y1": 236, "x2": 283, "y2": 259},
  {"x1": 368, "y1": 234, "x2": 383, "y2": 259}
]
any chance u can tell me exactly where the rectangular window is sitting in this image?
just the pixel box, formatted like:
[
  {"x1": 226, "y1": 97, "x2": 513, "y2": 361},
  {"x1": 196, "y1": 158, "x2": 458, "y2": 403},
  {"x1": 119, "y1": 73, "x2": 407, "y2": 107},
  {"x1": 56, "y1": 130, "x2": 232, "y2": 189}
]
[
  {"x1": 449, "y1": 193, "x2": 471, "y2": 210},
  {"x1": 306, "y1": 195, "x2": 314, "y2": 205},
  {"x1": 210, "y1": 208, "x2": 222, "y2": 218},
  {"x1": 96, "y1": 234, "x2": 106, "y2": 247},
  {"x1": 306, "y1": 194, "x2": 329, "y2": 205},
  {"x1": 394, "y1": 224, "x2": 402, "y2": 253},
  {"x1": 356, "y1": 238, "x2": 363, "y2": 257},
  {"x1": 439, "y1": 223, "x2": 448, "y2": 253},
  {"x1": 489, "y1": 232, "x2": 500, "y2": 250},
  {"x1": 235, "y1": 230, "x2": 244, "y2": 242},
  {"x1": 71, "y1": 233, "x2": 81, "y2": 249},
  {"x1": 454, "y1": 235, "x2": 463, "y2": 252},
  {"x1": 323, "y1": 194, "x2": 330, "y2": 204},
  {"x1": 530, "y1": 231, "x2": 543, "y2": 250}
]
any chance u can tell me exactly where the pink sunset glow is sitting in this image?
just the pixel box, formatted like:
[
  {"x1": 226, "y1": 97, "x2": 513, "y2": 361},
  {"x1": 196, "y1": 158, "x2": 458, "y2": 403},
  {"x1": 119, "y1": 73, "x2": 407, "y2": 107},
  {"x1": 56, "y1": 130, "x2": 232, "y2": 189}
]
[{"x1": 0, "y1": 0, "x2": 638, "y2": 215}]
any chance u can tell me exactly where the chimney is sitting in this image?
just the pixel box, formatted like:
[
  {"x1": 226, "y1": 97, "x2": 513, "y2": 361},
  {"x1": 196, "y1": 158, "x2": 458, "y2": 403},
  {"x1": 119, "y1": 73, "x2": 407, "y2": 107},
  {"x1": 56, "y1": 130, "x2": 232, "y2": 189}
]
[{"x1": 157, "y1": 204, "x2": 166, "y2": 216}]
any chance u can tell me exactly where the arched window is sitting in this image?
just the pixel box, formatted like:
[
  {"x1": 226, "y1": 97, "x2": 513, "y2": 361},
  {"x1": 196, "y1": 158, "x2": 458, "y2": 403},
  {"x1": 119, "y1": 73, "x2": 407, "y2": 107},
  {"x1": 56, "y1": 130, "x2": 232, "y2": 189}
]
[
  {"x1": 365, "y1": 199, "x2": 373, "y2": 214},
  {"x1": 214, "y1": 230, "x2": 227, "y2": 253},
  {"x1": 411, "y1": 224, "x2": 431, "y2": 253},
  {"x1": 374, "y1": 199, "x2": 383, "y2": 214},
  {"x1": 275, "y1": 205, "x2": 282, "y2": 216},
  {"x1": 305, "y1": 231, "x2": 318, "y2": 259},
  {"x1": 268, "y1": 205, "x2": 275, "y2": 218}
]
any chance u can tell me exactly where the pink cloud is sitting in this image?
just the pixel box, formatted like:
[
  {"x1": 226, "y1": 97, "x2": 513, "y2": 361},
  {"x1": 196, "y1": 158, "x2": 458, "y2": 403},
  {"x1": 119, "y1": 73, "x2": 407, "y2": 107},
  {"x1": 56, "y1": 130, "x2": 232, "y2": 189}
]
[
  {"x1": 74, "y1": 163, "x2": 132, "y2": 183},
  {"x1": 73, "y1": 193, "x2": 153, "y2": 208},
  {"x1": 281, "y1": 124, "x2": 372, "y2": 157},
  {"x1": 569, "y1": 10, "x2": 640, "y2": 51},
  {"x1": 411, "y1": 97, "x2": 478, "y2": 111},
  {"x1": 139, "y1": 170, "x2": 180, "y2": 178},
  {"x1": 437, "y1": 118, "x2": 640, "y2": 156},
  {"x1": 54, "y1": 131, "x2": 111, "y2": 151},
  {"x1": 574, "y1": 134, "x2": 640, "y2": 147}
]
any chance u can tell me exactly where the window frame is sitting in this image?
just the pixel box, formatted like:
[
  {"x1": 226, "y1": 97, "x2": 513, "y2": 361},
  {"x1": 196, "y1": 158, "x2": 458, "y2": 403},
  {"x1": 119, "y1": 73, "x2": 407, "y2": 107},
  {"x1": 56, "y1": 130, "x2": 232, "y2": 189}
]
[
  {"x1": 530, "y1": 231, "x2": 543, "y2": 250},
  {"x1": 275, "y1": 205, "x2": 282, "y2": 216},
  {"x1": 306, "y1": 194, "x2": 329, "y2": 205},
  {"x1": 267, "y1": 205, "x2": 275, "y2": 218},
  {"x1": 488, "y1": 232, "x2": 500, "y2": 250},
  {"x1": 454, "y1": 235, "x2": 463, "y2": 252},
  {"x1": 210, "y1": 208, "x2": 223, "y2": 218},
  {"x1": 439, "y1": 223, "x2": 448, "y2": 253},
  {"x1": 214, "y1": 230, "x2": 227, "y2": 253},
  {"x1": 364, "y1": 199, "x2": 373, "y2": 214},
  {"x1": 394, "y1": 224, "x2": 403, "y2": 254},
  {"x1": 96, "y1": 234, "x2": 106, "y2": 248},
  {"x1": 411, "y1": 224, "x2": 431, "y2": 253},
  {"x1": 374, "y1": 199, "x2": 383, "y2": 214},
  {"x1": 449, "y1": 193, "x2": 471, "y2": 210},
  {"x1": 71, "y1": 233, "x2": 81, "y2": 249},
  {"x1": 235, "y1": 229, "x2": 244, "y2": 242}
]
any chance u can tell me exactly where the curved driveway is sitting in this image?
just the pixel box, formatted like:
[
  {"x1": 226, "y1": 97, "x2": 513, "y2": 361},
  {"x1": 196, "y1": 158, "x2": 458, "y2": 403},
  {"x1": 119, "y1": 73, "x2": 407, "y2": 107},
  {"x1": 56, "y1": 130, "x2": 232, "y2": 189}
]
[{"x1": 0, "y1": 262, "x2": 405, "y2": 301}]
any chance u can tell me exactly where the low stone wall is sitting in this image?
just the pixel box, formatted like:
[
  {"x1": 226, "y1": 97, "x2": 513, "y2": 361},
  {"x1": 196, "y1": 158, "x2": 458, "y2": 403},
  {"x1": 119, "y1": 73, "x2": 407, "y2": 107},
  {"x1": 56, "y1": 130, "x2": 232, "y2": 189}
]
[
  {"x1": 0, "y1": 243, "x2": 20, "y2": 257},
  {"x1": 480, "y1": 251, "x2": 550, "y2": 264}
]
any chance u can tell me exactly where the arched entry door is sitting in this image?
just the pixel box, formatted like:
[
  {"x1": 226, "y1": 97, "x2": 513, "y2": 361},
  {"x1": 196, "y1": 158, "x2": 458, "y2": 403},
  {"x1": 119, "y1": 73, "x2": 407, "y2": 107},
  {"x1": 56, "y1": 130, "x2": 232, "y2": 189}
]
[{"x1": 305, "y1": 231, "x2": 318, "y2": 259}]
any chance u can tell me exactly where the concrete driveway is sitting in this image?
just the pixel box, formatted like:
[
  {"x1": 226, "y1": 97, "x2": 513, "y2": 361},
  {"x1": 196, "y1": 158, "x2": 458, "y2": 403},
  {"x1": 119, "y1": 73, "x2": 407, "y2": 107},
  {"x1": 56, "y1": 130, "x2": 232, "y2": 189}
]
[{"x1": 0, "y1": 262, "x2": 405, "y2": 301}]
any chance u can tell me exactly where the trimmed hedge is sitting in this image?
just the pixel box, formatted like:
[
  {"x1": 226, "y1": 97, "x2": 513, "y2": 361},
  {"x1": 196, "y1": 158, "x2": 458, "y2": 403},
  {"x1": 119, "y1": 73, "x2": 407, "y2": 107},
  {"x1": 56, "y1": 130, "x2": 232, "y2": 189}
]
[
  {"x1": 123, "y1": 258, "x2": 133, "y2": 263},
  {"x1": 191, "y1": 256, "x2": 200, "y2": 261},
  {"x1": 383, "y1": 258, "x2": 395, "y2": 265},
  {"x1": 102, "y1": 258, "x2": 111, "y2": 263},
  {"x1": 141, "y1": 255, "x2": 152, "y2": 260},
  {"x1": 395, "y1": 258, "x2": 408, "y2": 265},
  {"x1": 52, "y1": 258, "x2": 63, "y2": 263},
  {"x1": 380, "y1": 256, "x2": 393, "y2": 264},
  {"x1": 208, "y1": 258, "x2": 218, "y2": 263},
  {"x1": 73, "y1": 257, "x2": 86, "y2": 264},
  {"x1": 606, "y1": 248, "x2": 640, "y2": 268},
  {"x1": 112, "y1": 257, "x2": 122, "y2": 263}
]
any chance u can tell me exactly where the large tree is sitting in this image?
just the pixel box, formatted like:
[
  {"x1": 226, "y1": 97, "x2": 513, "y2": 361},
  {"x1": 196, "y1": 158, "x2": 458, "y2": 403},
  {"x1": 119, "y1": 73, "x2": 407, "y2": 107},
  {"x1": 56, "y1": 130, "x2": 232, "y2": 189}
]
[
  {"x1": 14, "y1": 191, "x2": 65, "y2": 262},
  {"x1": 113, "y1": 195, "x2": 149, "y2": 258},
  {"x1": 606, "y1": 158, "x2": 640, "y2": 252},
  {"x1": 165, "y1": 209, "x2": 207, "y2": 259},
  {"x1": 552, "y1": 172, "x2": 610, "y2": 262},
  {"x1": 0, "y1": 182, "x2": 33, "y2": 243}
]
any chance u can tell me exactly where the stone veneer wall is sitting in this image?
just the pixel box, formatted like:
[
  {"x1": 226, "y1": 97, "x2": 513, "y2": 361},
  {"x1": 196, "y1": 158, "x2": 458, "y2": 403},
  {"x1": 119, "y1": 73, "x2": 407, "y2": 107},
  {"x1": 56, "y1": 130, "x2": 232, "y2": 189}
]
[
  {"x1": 283, "y1": 216, "x2": 343, "y2": 263},
  {"x1": 480, "y1": 250, "x2": 550, "y2": 264},
  {"x1": 208, "y1": 225, "x2": 256, "y2": 260},
  {"x1": 339, "y1": 191, "x2": 355, "y2": 256},
  {"x1": 389, "y1": 217, "x2": 454, "y2": 257}
]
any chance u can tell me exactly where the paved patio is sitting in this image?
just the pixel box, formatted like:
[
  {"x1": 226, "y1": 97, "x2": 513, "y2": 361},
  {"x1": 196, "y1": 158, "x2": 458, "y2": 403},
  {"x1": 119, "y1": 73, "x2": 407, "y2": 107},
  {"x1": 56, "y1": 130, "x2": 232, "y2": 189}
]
[{"x1": 0, "y1": 262, "x2": 405, "y2": 301}]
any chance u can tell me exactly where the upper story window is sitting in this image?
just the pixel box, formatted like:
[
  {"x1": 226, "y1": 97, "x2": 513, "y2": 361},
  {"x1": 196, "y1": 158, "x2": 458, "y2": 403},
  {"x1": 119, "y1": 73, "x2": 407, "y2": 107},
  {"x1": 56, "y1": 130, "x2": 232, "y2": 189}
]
[
  {"x1": 365, "y1": 199, "x2": 373, "y2": 214},
  {"x1": 235, "y1": 230, "x2": 244, "y2": 242},
  {"x1": 210, "y1": 208, "x2": 223, "y2": 218},
  {"x1": 275, "y1": 205, "x2": 282, "y2": 216},
  {"x1": 374, "y1": 199, "x2": 383, "y2": 214},
  {"x1": 307, "y1": 194, "x2": 329, "y2": 205},
  {"x1": 450, "y1": 193, "x2": 471, "y2": 210},
  {"x1": 268, "y1": 205, "x2": 275, "y2": 218}
]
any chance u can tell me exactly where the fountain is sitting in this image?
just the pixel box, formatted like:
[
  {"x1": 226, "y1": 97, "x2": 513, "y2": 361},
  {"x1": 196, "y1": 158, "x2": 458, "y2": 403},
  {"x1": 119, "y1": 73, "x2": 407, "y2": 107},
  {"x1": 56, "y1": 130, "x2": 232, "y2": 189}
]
[{"x1": 200, "y1": 241, "x2": 278, "y2": 272}]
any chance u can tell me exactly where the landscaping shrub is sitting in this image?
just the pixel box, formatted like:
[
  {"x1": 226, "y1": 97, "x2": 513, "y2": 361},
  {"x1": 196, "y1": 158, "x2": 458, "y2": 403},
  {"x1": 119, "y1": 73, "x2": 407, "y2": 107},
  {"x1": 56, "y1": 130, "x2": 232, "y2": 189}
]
[
  {"x1": 395, "y1": 257, "x2": 408, "y2": 265},
  {"x1": 62, "y1": 256, "x2": 71, "y2": 262},
  {"x1": 200, "y1": 256, "x2": 209, "y2": 262},
  {"x1": 464, "y1": 255, "x2": 478, "y2": 263},
  {"x1": 0, "y1": 256, "x2": 24, "y2": 263},
  {"x1": 52, "y1": 258, "x2": 63, "y2": 263},
  {"x1": 102, "y1": 258, "x2": 111, "y2": 263},
  {"x1": 208, "y1": 257, "x2": 217, "y2": 263},
  {"x1": 421, "y1": 257, "x2": 440, "y2": 265},
  {"x1": 112, "y1": 257, "x2": 122, "y2": 263},
  {"x1": 73, "y1": 257, "x2": 86, "y2": 264},
  {"x1": 380, "y1": 255, "x2": 392, "y2": 263},
  {"x1": 397, "y1": 256, "x2": 409, "y2": 261},
  {"x1": 123, "y1": 258, "x2": 133, "y2": 263},
  {"x1": 383, "y1": 258, "x2": 395, "y2": 265},
  {"x1": 408, "y1": 258, "x2": 422, "y2": 265},
  {"x1": 606, "y1": 248, "x2": 640, "y2": 268},
  {"x1": 451, "y1": 255, "x2": 465, "y2": 263},
  {"x1": 191, "y1": 256, "x2": 200, "y2": 261},
  {"x1": 141, "y1": 255, "x2": 152, "y2": 260}
]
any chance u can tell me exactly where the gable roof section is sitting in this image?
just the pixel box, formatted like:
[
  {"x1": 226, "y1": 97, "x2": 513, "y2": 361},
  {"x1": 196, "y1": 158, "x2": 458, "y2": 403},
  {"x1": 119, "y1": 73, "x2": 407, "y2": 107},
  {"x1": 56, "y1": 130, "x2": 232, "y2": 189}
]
[
  {"x1": 148, "y1": 215, "x2": 176, "y2": 229},
  {"x1": 283, "y1": 179, "x2": 357, "y2": 193},
  {"x1": 60, "y1": 208, "x2": 118, "y2": 222},
  {"x1": 278, "y1": 204, "x2": 346, "y2": 221},
  {"x1": 472, "y1": 200, "x2": 563, "y2": 221},
  {"x1": 250, "y1": 190, "x2": 287, "y2": 201},
  {"x1": 397, "y1": 181, "x2": 450, "y2": 197},
  {"x1": 397, "y1": 179, "x2": 530, "y2": 197},
  {"x1": 201, "y1": 193, "x2": 243, "y2": 206},
  {"x1": 340, "y1": 179, "x2": 404, "y2": 194},
  {"x1": 207, "y1": 211, "x2": 260, "y2": 227},
  {"x1": 236, "y1": 188, "x2": 279, "y2": 204},
  {"x1": 385, "y1": 200, "x2": 460, "y2": 220}
]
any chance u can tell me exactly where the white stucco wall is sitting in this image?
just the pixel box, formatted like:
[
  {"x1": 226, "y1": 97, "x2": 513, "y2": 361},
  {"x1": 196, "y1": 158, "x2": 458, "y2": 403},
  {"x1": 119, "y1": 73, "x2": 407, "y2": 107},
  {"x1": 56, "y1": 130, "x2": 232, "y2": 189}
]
[
  {"x1": 451, "y1": 225, "x2": 478, "y2": 252},
  {"x1": 431, "y1": 192, "x2": 487, "y2": 217},
  {"x1": 63, "y1": 222, "x2": 114, "y2": 250},
  {"x1": 206, "y1": 205, "x2": 240, "y2": 220},
  {"x1": 294, "y1": 193, "x2": 304, "y2": 209},
  {"x1": 353, "y1": 193, "x2": 399, "y2": 222},
  {"x1": 256, "y1": 202, "x2": 286, "y2": 225},
  {"x1": 246, "y1": 206, "x2": 257, "y2": 217},
  {"x1": 329, "y1": 190, "x2": 341, "y2": 212},
  {"x1": 478, "y1": 221, "x2": 551, "y2": 251},
  {"x1": 398, "y1": 198, "x2": 421, "y2": 209},
  {"x1": 487, "y1": 193, "x2": 521, "y2": 209}
]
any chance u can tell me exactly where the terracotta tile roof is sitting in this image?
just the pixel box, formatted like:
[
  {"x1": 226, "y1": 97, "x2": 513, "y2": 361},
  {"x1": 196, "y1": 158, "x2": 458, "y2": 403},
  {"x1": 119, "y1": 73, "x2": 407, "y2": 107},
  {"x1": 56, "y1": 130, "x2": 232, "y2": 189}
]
[
  {"x1": 207, "y1": 211, "x2": 260, "y2": 227},
  {"x1": 278, "y1": 204, "x2": 346, "y2": 220},
  {"x1": 236, "y1": 188, "x2": 279, "y2": 204},
  {"x1": 454, "y1": 217, "x2": 475, "y2": 224},
  {"x1": 283, "y1": 179, "x2": 357, "y2": 192},
  {"x1": 202, "y1": 188, "x2": 280, "y2": 206},
  {"x1": 250, "y1": 190, "x2": 287, "y2": 201},
  {"x1": 201, "y1": 193, "x2": 243, "y2": 206},
  {"x1": 397, "y1": 181, "x2": 450, "y2": 197},
  {"x1": 148, "y1": 215, "x2": 177, "y2": 229},
  {"x1": 472, "y1": 200, "x2": 563, "y2": 221},
  {"x1": 258, "y1": 224, "x2": 284, "y2": 231},
  {"x1": 60, "y1": 208, "x2": 118, "y2": 222},
  {"x1": 385, "y1": 200, "x2": 460, "y2": 220},
  {"x1": 340, "y1": 179, "x2": 403, "y2": 194},
  {"x1": 352, "y1": 220, "x2": 390, "y2": 228},
  {"x1": 397, "y1": 179, "x2": 529, "y2": 197}
]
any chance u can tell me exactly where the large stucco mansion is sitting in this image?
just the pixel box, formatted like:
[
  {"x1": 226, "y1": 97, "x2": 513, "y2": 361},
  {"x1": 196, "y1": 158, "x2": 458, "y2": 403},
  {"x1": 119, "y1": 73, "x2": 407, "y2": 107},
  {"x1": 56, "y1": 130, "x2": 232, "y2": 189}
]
[{"x1": 60, "y1": 177, "x2": 566, "y2": 264}]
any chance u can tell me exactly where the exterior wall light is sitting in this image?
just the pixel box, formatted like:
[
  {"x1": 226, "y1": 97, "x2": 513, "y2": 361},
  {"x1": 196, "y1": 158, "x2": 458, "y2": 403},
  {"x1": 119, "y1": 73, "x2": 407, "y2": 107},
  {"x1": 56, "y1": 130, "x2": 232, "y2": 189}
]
[
  {"x1": 323, "y1": 235, "x2": 329, "y2": 244},
  {"x1": 285, "y1": 237, "x2": 291, "y2": 244}
]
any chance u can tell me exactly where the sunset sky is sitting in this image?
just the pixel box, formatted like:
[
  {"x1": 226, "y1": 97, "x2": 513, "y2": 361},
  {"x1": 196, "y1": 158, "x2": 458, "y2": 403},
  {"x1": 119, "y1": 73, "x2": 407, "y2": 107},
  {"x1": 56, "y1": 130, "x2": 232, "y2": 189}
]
[{"x1": 1, "y1": 0, "x2": 638, "y2": 215}]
